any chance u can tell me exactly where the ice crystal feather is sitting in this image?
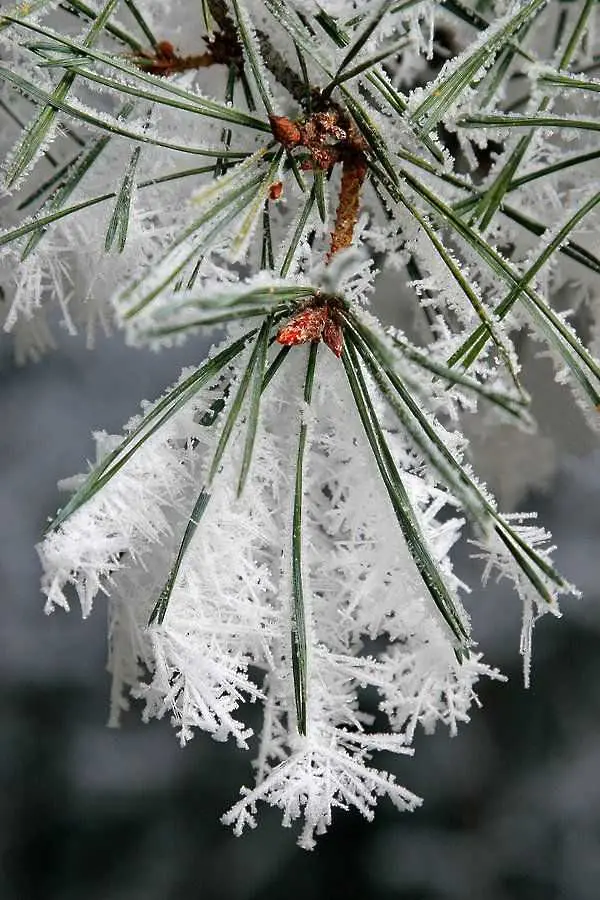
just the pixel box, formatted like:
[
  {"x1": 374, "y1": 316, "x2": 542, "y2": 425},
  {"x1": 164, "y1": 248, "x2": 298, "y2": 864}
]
[{"x1": 0, "y1": 0, "x2": 595, "y2": 846}]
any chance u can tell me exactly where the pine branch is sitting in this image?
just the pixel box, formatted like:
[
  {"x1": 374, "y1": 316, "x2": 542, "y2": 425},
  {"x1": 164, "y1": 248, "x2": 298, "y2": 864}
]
[{"x1": 3, "y1": 0, "x2": 596, "y2": 847}]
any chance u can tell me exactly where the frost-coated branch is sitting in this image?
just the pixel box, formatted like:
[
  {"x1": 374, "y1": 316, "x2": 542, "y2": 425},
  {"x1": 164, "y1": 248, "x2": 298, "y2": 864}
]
[{"x1": 0, "y1": 0, "x2": 598, "y2": 846}]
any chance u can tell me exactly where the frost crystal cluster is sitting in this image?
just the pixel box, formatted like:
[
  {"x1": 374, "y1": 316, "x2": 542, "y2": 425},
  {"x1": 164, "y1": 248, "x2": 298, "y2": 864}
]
[{"x1": 1, "y1": 0, "x2": 599, "y2": 847}]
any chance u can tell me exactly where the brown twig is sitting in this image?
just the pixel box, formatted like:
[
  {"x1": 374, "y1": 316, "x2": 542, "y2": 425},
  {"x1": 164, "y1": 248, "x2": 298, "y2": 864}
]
[{"x1": 130, "y1": 33, "x2": 243, "y2": 77}]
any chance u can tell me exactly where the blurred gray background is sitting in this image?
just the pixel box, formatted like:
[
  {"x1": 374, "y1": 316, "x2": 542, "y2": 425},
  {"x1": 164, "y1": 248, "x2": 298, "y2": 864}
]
[{"x1": 1, "y1": 319, "x2": 599, "y2": 900}]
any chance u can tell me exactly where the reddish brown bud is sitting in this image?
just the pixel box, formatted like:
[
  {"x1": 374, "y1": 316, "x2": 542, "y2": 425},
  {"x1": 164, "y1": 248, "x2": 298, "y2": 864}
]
[
  {"x1": 276, "y1": 307, "x2": 328, "y2": 347},
  {"x1": 268, "y1": 181, "x2": 283, "y2": 201},
  {"x1": 156, "y1": 40, "x2": 176, "y2": 60},
  {"x1": 269, "y1": 115, "x2": 302, "y2": 148}
]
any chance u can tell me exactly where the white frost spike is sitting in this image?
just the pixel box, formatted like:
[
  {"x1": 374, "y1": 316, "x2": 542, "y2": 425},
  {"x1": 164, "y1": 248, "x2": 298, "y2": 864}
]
[{"x1": 520, "y1": 594, "x2": 535, "y2": 690}]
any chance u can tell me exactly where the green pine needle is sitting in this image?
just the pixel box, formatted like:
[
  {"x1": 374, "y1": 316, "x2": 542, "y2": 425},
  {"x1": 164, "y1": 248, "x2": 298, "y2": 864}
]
[
  {"x1": 148, "y1": 488, "x2": 212, "y2": 626},
  {"x1": 104, "y1": 144, "x2": 141, "y2": 253},
  {"x1": 290, "y1": 341, "x2": 319, "y2": 736}
]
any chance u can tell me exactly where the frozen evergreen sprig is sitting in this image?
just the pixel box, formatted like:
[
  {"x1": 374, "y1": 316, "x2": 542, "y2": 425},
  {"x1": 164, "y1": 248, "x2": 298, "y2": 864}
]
[{"x1": 0, "y1": 0, "x2": 598, "y2": 846}]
